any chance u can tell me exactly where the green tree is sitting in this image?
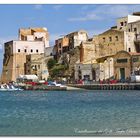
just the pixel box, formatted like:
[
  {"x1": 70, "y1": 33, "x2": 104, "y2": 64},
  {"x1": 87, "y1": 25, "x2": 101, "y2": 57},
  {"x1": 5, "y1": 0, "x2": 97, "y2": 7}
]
[{"x1": 47, "y1": 58, "x2": 56, "y2": 69}]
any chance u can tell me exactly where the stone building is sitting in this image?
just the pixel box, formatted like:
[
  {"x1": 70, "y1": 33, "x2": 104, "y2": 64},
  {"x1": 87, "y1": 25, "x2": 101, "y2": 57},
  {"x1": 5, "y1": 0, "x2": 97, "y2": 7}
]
[
  {"x1": 93, "y1": 28, "x2": 135, "y2": 57},
  {"x1": 19, "y1": 27, "x2": 49, "y2": 48},
  {"x1": 96, "y1": 56, "x2": 114, "y2": 81},
  {"x1": 127, "y1": 20, "x2": 140, "y2": 53},
  {"x1": 54, "y1": 36, "x2": 69, "y2": 57},
  {"x1": 75, "y1": 28, "x2": 135, "y2": 81},
  {"x1": 25, "y1": 54, "x2": 50, "y2": 80},
  {"x1": 74, "y1": 60, "x2": 99, "y2": 81},
  {"x1": 114, "y1": 51, "x2": 140, "y2": 81},
  {"x1": 117, "y1": 14, "x2": 140, "y2": 31},
  {"x1": 54, "y1": 30, "x2": 88, "y2": 56},
  {"x1": 80, "y1": 41, "x2": 96, "y2": 63},
  {"x1": 1, "y1": 27, "x2": 49, "y2": 83}
]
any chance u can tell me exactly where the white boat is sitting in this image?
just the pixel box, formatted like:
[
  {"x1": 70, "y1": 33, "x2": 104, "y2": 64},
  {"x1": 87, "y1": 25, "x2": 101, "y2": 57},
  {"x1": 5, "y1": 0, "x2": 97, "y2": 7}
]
[
  {"x1": 52, "y1": 82, "x2": 66, "y2": 87},
  {"x1": 0, "y1": 84, "x2": 23, "y2": 91},
  {"x1": 131, "y1": 74, "x2": 140, "y2": 82}
]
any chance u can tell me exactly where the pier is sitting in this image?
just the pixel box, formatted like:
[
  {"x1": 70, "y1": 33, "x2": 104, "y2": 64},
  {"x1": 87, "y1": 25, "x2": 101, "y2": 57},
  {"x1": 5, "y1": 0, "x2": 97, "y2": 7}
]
[
  {"x1": 20, "y1": 83, "x2": 140, "y2": 91},
  {"x1": 67, "y1": 83, "x2": 140, "y2": 90},
  {"x1": 23, "y1": 85, "x2": 67, "y2": 91}
]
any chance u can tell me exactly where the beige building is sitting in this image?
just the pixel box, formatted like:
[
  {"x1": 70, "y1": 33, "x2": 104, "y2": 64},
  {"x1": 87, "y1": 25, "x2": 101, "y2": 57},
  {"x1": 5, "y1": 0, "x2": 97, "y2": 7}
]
[
  {"x1": 25, "y1": 54, "x2": 50, "y2": 80},
  {"x1": 19, "y1": 27, "x2": 49, "y2": 48},
  {"x1": 114, "y1": 51, "x2": 140, "y2": 81},
  {"x1": 117, "y1": 14, "x2": 140, "y2": 31},
  {"x1": 75, "y1": 60, "x2": 99, "y2": 81},
  {"x1": 80, "y1": 41, "x2": 96, "y2": 63},
  {"x1": 55, "y1": 37, "x2": 69, "y2": 56},
  {"x1": 75, "y1": 28, "x2": 135, "y2": 81},
  {"x1": 1, "y1": 27, "x2": 49, "y2": 83},
  {"x1": 96, "y1": 56, "x2": 114, "y2": 81},
  {"x1": 93, "y1": 28, "x2": 135, "y2": 57},
  {"x1": 55, "y1": 30, "x2": 88, "y2": 57}
]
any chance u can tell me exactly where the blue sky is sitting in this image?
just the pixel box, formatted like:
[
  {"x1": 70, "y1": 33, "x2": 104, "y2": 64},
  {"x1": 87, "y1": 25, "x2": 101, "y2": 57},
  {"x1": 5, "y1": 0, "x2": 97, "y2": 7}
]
[{"x1": 0, "y1": 4, "x2": 140, "y2": 73}]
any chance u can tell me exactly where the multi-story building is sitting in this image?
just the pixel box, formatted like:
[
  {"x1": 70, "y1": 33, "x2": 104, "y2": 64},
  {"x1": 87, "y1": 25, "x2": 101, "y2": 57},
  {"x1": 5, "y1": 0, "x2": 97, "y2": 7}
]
[
  {"x1": 93, "y1": 28, "x2": 135, "y2": 57},
  {"x1": 55, "y1": 36, "x2": 69, "y2": 57},
  {"x1": 55, "y1": 30, "x2": 88, "y2": 56},
  {"x1": 75, "y1": 12, "x2": 140, "y2": 81},
  {"x1": 117, "y1": 14, "x2": 140, "y2": 31},
  {"x1": 1, "y1": 27, "x2": 49, "y2": 83},
  {"x1": 19, "y1": 27, "x2": 49, "y2": 48},
  {"x1": 25, "y1": 54, "x2": 50, "y2": 80}
]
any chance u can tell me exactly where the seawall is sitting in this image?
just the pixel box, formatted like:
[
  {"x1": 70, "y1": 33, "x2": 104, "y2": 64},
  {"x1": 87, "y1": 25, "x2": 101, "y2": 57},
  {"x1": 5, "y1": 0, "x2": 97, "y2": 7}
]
[{"x1": 67, "y1": 83, "x2": 140, "y2": 90}]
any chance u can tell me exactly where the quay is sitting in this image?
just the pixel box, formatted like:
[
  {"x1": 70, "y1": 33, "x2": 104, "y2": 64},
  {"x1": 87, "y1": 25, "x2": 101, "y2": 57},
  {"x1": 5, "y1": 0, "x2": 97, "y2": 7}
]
[
  {"x1": 67, "y1": 83, "x2": 140, "y2": 90},
  {"x1": 20, "y1": 83, "x2": 140, "y2": 91},
  {"x1": 23, "y1": 85, "x2": 67, "y2": 91},
  {"x1": 22, "y1": 85, "x2": 84, "y2": 91}
]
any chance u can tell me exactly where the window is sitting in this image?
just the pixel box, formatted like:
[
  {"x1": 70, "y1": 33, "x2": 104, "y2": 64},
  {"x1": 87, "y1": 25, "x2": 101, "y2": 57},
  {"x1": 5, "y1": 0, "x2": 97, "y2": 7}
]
[
  {"x1": 18, "y1": 49, "x2": 20, "y2": 52},
  {"x1": 36, "y1": 49, "x2": 38, "y2": 53},
  {"x1": 109, "y1": 37, "x2": 112, "y2": 42},
  {"x1": 59, "y1": 43, "x2": 61, "y2": 48},
  {"x1": 115, "y1": 36, "x2": 118, "y2": 41},
  {"x1": 35, "y1": 65, "x2": 37, "y2": 70},
  {"x1": 124, "y1": 21, "x2": 127, "y2": 26},
  {"x1": 117, "y1": 59, "x2": 128, "y2": 63},
  {"x1": 133, "y1": 57, "x2": 139, "y2": 62},
  {"x1": 103, "y1": 37, "x2": 105, "y2": 42},
  {"x1": 38, "y1": 65, "x2": 40, "y2": 69},
  {"x1": 128, "y1": 48, "x2": 131, "y2": 52},
  {"x1": 134, "y1": 28, "x2": 137, "y2": 32},
  {"x1": 24, "y1": 49, "x2": 27, "y2": 53},
  {"x1": 128, "y1": 29, "x2": 131, "y2": 32},
  {"x1": 31, "y1": 49, "x2": 33, "y2": 53},
  {"x1": 120, "y1": 22, "x2": 124, "y2": 26},
  {"x1": 59, "y1": 50, "x2": 61, "y2": 54}
]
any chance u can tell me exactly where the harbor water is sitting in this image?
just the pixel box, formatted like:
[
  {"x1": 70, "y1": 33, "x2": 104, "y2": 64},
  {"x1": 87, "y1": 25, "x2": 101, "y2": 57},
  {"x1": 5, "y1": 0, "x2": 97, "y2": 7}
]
[{"x1": 0, "y1": 90, "x2": 140, "y2": 136}]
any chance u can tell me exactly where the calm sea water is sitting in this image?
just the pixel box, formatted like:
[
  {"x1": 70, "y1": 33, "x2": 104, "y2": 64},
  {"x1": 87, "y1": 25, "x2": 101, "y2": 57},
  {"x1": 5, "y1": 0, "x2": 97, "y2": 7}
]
[{"x1": 0, "y1": 90, "x2": 140, "y2": 136}]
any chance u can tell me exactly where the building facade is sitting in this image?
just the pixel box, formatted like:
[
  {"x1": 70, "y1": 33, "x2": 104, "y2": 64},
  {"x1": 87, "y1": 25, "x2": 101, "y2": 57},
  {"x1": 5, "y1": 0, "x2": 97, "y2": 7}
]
[
  {"x1": 117, "y1": 14, "x2": 140, "y2": 31},
  {"x1": 114, "y1": 51, "x2": 140, "y2": 81},
  {"x1": 25, "y1": 54, "x2": 50, "y2": 80},
  {"x1": 1, "y1": 27, "x2": 49, "y2": 83},
  {"x1": 54, "y1": 30, "x2": 88, "y2": 57},
  {"x1": 74, "y1": 62, "x2": 99, "y2": 81},
  {"x1": 19, "y1": 27, "x2": 49, "y2": 48}
]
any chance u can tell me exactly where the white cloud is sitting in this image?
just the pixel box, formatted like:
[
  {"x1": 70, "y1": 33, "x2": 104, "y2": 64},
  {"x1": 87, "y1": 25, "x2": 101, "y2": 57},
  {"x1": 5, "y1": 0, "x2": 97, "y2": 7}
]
[
  {"x1": 34, "y1": 4, "x2": 43, "y2": 10},
  {"x1": 68, "y1": 5, "x2": 140, "y2": 22},
  {"x1": 53, "y1": 5, "x2": 63, "y2": 10},
  {"x1": 68, "y1": 13, "x2": 101, "y2": 21}
]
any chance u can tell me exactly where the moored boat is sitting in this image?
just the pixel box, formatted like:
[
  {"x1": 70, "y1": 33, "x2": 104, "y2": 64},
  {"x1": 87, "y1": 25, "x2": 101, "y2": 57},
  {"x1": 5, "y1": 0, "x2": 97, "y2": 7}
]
[{"x1": 0, "y1": 84, "x2": 24, "y2": 91}]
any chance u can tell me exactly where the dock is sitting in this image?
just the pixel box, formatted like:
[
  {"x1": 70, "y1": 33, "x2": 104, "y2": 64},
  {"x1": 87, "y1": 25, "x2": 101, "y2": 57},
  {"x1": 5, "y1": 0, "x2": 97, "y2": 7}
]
[
  {"x1": 20, "y1": 83, "x2": 140, "y2": 91},
  {"x1": 23, "y1": 85, "x2": 67, "y2": 91},
  {"x1": 67, "y1": 83, "x2": 140, "y2": 90}
]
